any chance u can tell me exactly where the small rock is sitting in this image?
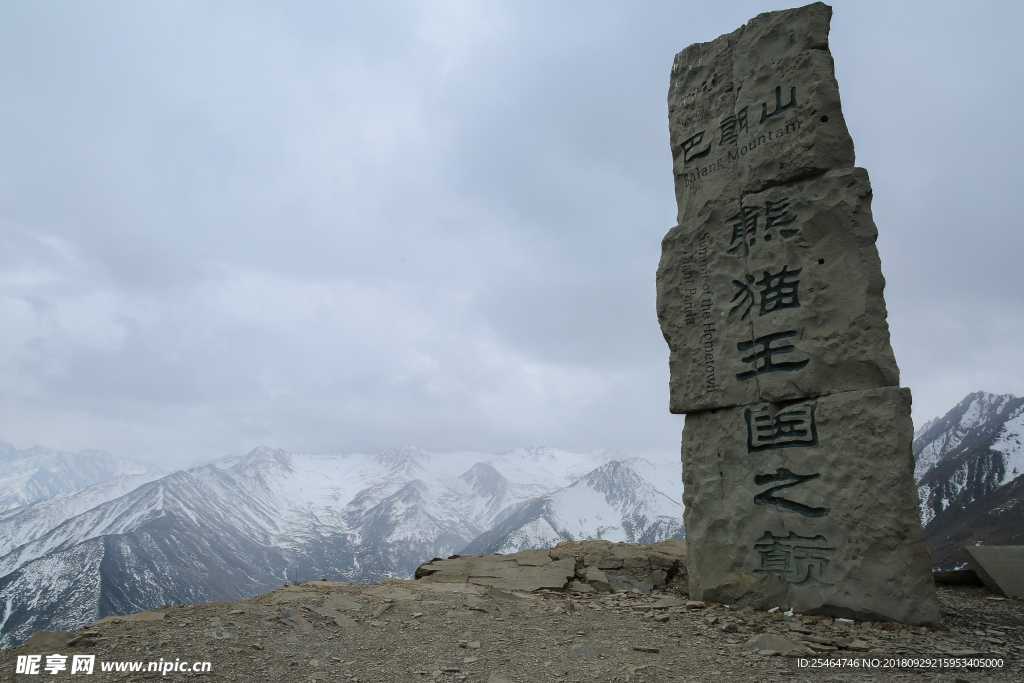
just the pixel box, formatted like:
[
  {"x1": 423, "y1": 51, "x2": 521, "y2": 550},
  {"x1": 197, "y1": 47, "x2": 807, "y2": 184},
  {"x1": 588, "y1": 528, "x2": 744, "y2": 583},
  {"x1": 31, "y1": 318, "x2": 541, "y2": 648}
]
[
  {"x1": 633, "y1": 646, "x2": 660, "y2": 653},
  {"x1": 205, "y1": 630, "x2": 236, "y2": 640},
  {"x1": 846, "y1": 639, "x2": 870, "y2": 651},
  {"x1": 372, "y1": 603, "x2": 392, "y2": 618},
  {"x1": 463, "y1": 596, "x2": 492, "y2": 613}
]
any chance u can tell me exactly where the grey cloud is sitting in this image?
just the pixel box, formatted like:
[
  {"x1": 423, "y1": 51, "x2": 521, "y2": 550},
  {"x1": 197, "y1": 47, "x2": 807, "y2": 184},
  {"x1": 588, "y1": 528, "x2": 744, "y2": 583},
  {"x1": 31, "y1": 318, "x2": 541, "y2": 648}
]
[{"x1": 0, "y1": 0, "x2": 1020, "y2": 467}]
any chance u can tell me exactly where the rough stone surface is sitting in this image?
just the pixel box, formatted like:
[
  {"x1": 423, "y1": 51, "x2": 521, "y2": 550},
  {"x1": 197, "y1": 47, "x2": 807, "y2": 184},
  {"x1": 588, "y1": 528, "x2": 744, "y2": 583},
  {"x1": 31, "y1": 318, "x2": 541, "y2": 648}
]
[
  {"x1": 681, "y1": 386, "x2": 940, "y2": 625},
  {"x1": 659, "y1": 1, "x2": 936, "y2": 629},
  {"x1": 666, "y1": 2, "x2": 853, "y2": 222},
  {"x1": 659, "y1": 1, "x2": 898, "y2": 415},
  {"x1": 658, "y1": 161, "x2": 898, "y2": 413}
]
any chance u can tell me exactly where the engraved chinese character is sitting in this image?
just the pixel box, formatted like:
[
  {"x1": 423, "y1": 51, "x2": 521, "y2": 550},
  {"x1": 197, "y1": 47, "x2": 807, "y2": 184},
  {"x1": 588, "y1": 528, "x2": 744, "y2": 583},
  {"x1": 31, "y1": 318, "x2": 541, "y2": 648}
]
[
  {"x1": 729, "y1": 274, "x2": 756, "y2": 320},
  {"x1": 726, "y1": 200, "x2": 800, "y2": 253},
  {"x1": 754, "y1": 531, "x2": 835, "y2": 587},
  {"x1": 729, "y1": 266, "x2": 801, "y2": 319},
  {"x1": 727, "y1": 206, "x2": 759, "y2": 254},
  {"x1": 735, "y1": 330, "x2": 809, "y2": 381},
  {"x1": 680, "y1": 130, "x2": 712, "y2": 165},
  {"x1": 719, "y1": 107, "x2": 749, "y2": 145},
  {"x1": 756, "y1": 265, "x2": 801, "y2": 315},
  {"x1": 760, "y1": 86, "x2": 797, "y2": 124},
  {"x1": 754, "y1": 468, "x2": 831, "y2": 518},
  {"x1": 764, "y1": 197, "x2": 799, "y2": 240},
  {"x1": 745, "y1": 403, "x2": 818, "y2": 452}
]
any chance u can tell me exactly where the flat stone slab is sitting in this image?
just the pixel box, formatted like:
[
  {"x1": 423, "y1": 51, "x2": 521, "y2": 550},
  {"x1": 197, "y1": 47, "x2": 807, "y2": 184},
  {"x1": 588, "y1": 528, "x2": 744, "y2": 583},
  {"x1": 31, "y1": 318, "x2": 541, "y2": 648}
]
[
  {"x1": 658, "y1": 167, "x2": 899, "y2": 413},
  {"x1": 962, "y1": 545, "x2": 1024, "y2": 598},
  {"x1": 414, "y1": 541, "x2": 687, "y2": 594},
  {"x1": 681, "y1": 386, "x2": 940, "y2": 625},
  {"x1": 416, "y1": 554, "x2": 573, "y2": 592}
]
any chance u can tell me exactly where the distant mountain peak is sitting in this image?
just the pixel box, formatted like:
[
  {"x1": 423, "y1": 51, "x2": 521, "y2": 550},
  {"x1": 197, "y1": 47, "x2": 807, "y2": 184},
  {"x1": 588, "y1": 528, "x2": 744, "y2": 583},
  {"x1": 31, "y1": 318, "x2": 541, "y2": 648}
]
[
  {"x1": 914, "y1": 390, "x2": 1024, "y2": 569},
  {"x1": 913, "y1": 391, "x2": 1019, "y2": 482},
  {"x1": 458, "y1": 462, "x2": 510, "y2": 498},
  {"x1": 374, "y1": 445, "x2": 428, "y2": 471},
  {"x1": 0, "y1": 445, "x2": 164, "y2": 512}
]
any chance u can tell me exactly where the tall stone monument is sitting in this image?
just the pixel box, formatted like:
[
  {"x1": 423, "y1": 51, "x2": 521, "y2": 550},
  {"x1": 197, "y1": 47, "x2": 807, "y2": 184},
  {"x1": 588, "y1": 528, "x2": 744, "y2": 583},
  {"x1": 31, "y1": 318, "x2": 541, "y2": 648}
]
[{"x1": 656, "y1": 2, "x2": 940, "y2": 625}]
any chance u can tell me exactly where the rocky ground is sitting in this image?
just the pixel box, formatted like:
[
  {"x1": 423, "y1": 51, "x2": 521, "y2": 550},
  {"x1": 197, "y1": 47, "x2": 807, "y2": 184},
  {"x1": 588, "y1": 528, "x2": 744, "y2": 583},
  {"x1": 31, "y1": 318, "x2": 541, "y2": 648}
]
[{"x1": 1, "y1": 541, "x2": 1020, "y2": 683}]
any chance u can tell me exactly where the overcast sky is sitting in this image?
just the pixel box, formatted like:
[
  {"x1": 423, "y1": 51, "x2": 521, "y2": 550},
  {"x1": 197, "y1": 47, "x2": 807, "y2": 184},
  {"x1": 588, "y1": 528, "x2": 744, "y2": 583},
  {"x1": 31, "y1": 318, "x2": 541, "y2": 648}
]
[{"x1": 1, "y1": 1, "x2": 1021, "y2": 468}]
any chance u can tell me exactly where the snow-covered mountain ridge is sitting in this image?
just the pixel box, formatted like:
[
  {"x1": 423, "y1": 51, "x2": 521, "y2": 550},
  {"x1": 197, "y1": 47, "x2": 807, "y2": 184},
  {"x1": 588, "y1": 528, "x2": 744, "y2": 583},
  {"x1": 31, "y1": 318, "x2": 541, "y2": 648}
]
[
  {"x1": 0, "y1": 445, "x2": 683, "y2": 647},
  {"x1": 0, "y1": 444, "x2": 163, "y2": 512},
  {"x1": 912, "y1": 391, "x2": 1024, "y2": 569}
]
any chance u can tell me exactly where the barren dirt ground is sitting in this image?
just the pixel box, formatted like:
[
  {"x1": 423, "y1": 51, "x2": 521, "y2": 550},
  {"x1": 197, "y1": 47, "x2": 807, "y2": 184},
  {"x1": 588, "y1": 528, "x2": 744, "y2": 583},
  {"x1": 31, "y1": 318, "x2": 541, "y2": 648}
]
[{"x1": 1, "y1": 577, "x2": 1019, "y2": 683}]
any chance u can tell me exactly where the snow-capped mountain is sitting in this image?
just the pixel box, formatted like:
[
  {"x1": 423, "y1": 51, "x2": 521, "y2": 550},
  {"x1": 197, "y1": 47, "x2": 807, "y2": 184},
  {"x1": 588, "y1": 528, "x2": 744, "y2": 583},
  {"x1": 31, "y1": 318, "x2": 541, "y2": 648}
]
[
  {"x1": 0, "y1": 445, "x2": 682, "y2": 647},
  {"x1": 0, "y1": 473, "x2": 164, "y2": 558},
  {"x1": 0, "y1": 444, "x2": 163, "y2": 512},
  {"x1": 462, "y1": 459, "x2": 684, "y2": 555},
  {"x1": 913, "y1": 391, "x2": 1024, "y2": 569}
]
